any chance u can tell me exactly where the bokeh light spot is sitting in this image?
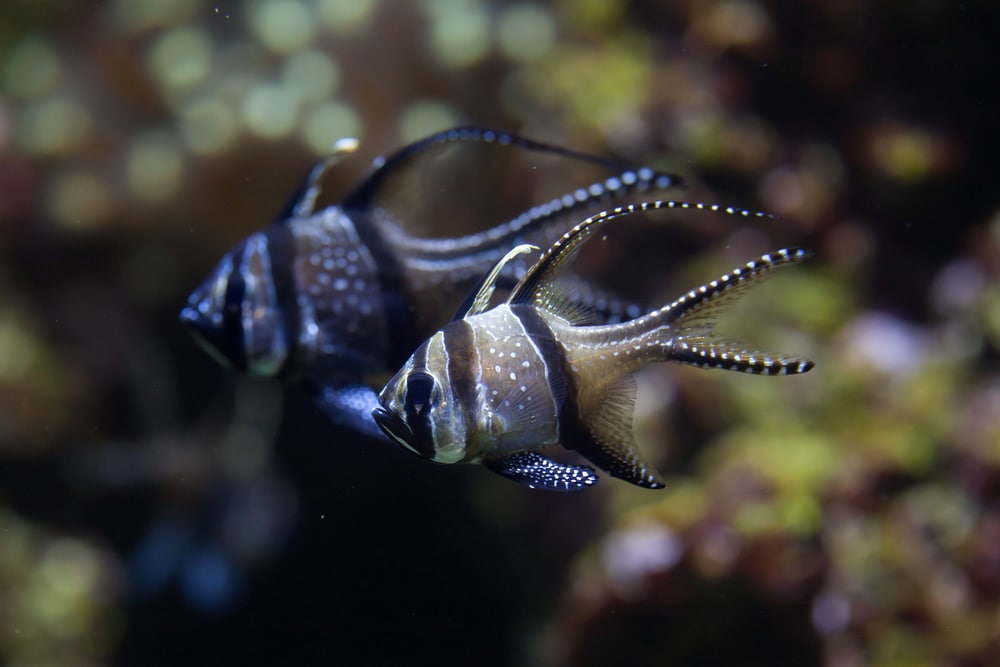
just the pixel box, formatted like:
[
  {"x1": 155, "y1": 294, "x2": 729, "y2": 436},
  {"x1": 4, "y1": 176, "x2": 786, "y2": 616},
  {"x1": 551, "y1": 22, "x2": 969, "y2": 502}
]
[
  {"x1": 45, "y1": 171, "x2": 113, "y2": 231},
  {"x1": 41, "y1": 539, "x2": 101, "y2": 601},
  {"x1": 0, "y1": 313, "x2": 46, "y2": 384},
  {"x1": 3, "y1": 36, "x2": 61, "y2": 99},
  {"x1": 16, "y1": 96, "x2": 92, "y2": 155},
  {"x1": 109, "y1": 0, "x2": 198, "y2": 31},
  {"x1": 497, "y1": 4, "x2": 556, "y2": 62},
  {"x1": 250, "y1": 0, "x2": 317, "y2": 54},
  {"x1": 426, "y1": 0, "x2": 492, "y2": 67},
  {"x1": 398, "y1": 100, "x2": 460, "y2": 144},
  {"x1": 148, "y1": 26, "x2": 213, "y2": 94},
  {"x1": 695, "y1": 0, "x2": 771, "y2": 49},
  {"x1": 302, "y1": 101, "x2": 361, "y2": 155},
  {"x1": 242, "y1": 84, "x2": 300, "y2": 139},
  {"x1": 316, "y1": 0, "x2": 377, "y2": 32},
  {"x1": 126, "y1": 130, "x2": 184, "y2": 203},
  {"x1": 282, "y1": 50, "x2": 341, "y2": 103},
  {"x1": 180, "y1": 96, "x2": 239, "y2": 155}
]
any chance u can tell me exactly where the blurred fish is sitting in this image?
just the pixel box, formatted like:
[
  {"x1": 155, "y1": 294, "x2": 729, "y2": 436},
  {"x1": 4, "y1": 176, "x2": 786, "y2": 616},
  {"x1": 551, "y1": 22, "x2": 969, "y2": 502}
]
[
  {"x1": 372, "y1": 201, "x2": 815, "y2": 490},
  {"x1": 180, "y1": 127, "x2": 683, "y2": 437}
]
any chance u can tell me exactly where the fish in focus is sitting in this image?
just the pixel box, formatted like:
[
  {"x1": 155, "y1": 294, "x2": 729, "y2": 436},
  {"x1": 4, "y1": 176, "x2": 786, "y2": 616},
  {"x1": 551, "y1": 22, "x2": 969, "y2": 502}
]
[
  {"x1": 180, "y1": 127, "x2": 684, "y2": 437},
  {"x1": 372, "y1": 201, "x2": 815, "y2": 491}
]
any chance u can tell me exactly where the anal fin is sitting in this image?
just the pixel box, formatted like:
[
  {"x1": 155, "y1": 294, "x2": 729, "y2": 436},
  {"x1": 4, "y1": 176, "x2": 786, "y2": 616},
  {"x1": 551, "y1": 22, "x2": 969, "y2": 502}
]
[
  {"x1": 572, "y1": 375, "x2": 665, "y2": 489},
  {"x1": 484, "y1": 451, "x2": 599, "y2": 491}
]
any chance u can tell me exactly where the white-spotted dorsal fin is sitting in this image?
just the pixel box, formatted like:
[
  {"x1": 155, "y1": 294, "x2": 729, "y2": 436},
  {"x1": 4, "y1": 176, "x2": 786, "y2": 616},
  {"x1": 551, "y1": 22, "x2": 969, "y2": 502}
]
[{"x1": 509, "y1": 201, "x2": 775, "y2": 314}]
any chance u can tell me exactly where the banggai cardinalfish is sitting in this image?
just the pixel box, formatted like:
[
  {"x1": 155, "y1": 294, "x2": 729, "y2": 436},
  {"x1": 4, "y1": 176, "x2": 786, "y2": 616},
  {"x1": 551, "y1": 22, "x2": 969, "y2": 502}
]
[
  {"x1": 180, "y1": 128, "x2": 684, "y2": 437},
  {"x1": 373, "y1": 201, "x2": 815, "y2": 491}
]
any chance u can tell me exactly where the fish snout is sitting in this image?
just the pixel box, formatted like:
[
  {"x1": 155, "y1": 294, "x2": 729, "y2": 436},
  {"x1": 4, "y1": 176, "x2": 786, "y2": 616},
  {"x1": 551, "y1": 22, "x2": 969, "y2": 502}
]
[
  {"x1": 371, "y1": 405, "x2": 416, "y2": 453},
  {"x1": 179, "y1": 287, "x2": 243, "y2": 371}
]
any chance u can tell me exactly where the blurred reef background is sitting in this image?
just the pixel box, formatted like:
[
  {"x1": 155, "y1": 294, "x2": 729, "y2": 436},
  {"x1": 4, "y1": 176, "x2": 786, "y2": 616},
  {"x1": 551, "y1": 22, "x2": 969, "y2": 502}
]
[{"x1": 2, "y1": 1, "x2": 1000, "y2": 665}]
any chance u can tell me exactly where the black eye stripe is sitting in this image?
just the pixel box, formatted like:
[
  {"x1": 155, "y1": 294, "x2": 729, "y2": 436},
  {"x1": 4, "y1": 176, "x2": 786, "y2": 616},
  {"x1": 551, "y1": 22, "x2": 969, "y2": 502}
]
[
  {"x1": 222, "y1": 264, "x2": 247, "y2": 372},
  {"x1": 404, "y1": 371, "x2": 436, "y2": 415}
]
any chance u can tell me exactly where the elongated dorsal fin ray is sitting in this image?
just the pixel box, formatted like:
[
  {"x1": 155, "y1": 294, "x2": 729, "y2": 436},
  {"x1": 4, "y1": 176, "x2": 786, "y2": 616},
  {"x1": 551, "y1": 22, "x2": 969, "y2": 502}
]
[
  {"x1": 282, "y1": 138, "x2": 361, "y2": 221},
  {"x1": 377, "y1": 163, "x2": 684, "y2": 260},
  {"x1": 671, "y1": 336, "x2": 815, "y2": 375},
  {"x1": 341, "y1": 126, "x2": 683, "y2": 214},
  {"x1": 452, "y1": 244, "x2": 538, "y2": 320},
  {"x1": 509, "y1": 201, "x2": 775, "y2": 312},
  {"x1": 484, "y1": 452, "x2": 599, "y2": 491},
  {"x1": 571, "y1": 375, "x2": 665, "y2": 489}
]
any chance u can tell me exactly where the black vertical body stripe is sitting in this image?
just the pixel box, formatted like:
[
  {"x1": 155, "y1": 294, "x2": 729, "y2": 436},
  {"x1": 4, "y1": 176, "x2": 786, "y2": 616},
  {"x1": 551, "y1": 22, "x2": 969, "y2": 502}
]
[
  {"x1": 443, "y1": 320, "x2": 479, "y2": 437},
  {"x1": 264, "y1": 225, "x2": 303, "y2": 380},
  {"x1": 222, "y1": 242, "x2": 248, "y2": 372},
  {"x1": 340, "y1": 209, "x2": 415, "y2": 368},
  {"x1": 510, "y1": 305, "x2": 589, "y2": 447}
]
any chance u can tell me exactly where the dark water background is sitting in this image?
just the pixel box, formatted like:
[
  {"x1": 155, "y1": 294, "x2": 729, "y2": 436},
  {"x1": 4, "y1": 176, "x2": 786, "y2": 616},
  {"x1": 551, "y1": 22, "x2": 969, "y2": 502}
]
[{"x1": 1, "y1": 2, "x2": 999, "y2": 665}]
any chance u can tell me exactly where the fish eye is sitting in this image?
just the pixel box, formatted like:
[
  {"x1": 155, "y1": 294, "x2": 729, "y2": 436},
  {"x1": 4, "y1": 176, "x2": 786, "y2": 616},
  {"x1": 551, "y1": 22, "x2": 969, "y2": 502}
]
[{"x1": 403, "y1": 371, "x2": 438, "y2": 416}]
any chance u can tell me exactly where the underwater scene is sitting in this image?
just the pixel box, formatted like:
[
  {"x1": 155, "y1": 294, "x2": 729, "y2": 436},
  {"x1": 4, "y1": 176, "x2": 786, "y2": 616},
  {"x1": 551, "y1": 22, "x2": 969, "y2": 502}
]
[{"x1": 1, "y1": 1, "x2": 998, "y2": 665}]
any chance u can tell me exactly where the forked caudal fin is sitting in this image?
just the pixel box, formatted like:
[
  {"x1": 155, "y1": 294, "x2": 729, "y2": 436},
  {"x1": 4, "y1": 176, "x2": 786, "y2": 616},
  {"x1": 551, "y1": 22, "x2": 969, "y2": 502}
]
[
  {"x1": 590, "y1": 245, "x2": 816, "y2": 376},
  {"x1": 660, "y1": 247, "x2": 815, "y2": 375}
]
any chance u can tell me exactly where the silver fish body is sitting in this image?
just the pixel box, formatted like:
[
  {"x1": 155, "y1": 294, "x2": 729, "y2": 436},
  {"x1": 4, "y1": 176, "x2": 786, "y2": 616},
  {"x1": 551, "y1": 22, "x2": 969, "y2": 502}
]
[
  {"x1": 181, "y1": 128, "x2": 684, "y2": 437},
  {"x1": 373, "y1": 202, "x2": 815, "y2": 491}
]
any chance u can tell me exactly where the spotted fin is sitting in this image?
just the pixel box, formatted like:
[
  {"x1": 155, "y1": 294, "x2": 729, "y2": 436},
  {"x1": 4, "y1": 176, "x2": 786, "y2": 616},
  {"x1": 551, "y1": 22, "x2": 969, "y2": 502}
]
[
  {"x1": 663, "y1": 247, "x2": 815, "y2": 375},
  {"x1": 572, "y1": 375, "x2": 665, "y2": 489},
  {"x1": 484, "y1": 451, "x2": 599, "y2": 491},
  {"x1": 310, "y1": 382, "x2": 386, "y2": 440},
  {"x1": 510, "y1": 201, "x2": 774, "y2": 312},
  {"x1": 671, "y1": 337, "x2": 815, "y2": 375}
]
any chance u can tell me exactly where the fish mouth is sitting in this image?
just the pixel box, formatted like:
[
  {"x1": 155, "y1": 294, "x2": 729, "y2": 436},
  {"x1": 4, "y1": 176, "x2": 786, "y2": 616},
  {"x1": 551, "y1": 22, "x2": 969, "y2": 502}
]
[
  {"x1": 179, "y1": 304, "x2": 238, "y2": 370},
  {"x1": 371, "y1": 406, "x2": 413, "y2": 449}
]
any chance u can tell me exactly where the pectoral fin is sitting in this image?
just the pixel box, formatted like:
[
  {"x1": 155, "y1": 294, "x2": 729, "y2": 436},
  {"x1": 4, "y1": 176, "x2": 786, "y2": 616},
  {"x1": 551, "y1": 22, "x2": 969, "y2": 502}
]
[
  {"x1": 484, "y1": 451, "x2": 599, "y2": 491},
  {"x1": 310, "y1": 382, "x2": 386, "y2": 440}
]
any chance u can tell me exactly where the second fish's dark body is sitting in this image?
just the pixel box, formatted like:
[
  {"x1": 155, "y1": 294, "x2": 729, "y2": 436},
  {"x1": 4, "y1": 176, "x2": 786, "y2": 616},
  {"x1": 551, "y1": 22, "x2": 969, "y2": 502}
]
[
  {"x1": 372, "y1": 201, "x2": 815, "y2": 491},
  {"x1": 180, "y1": 128, "x2": 683, "y2": 437}
]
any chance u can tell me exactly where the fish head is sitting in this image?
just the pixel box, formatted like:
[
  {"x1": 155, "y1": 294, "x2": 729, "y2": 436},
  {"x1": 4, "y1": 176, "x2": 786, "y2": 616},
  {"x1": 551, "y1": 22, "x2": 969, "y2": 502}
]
[
  {"x1": 180, "y1": 231, "x2": 289, "y2": 377},
  {"x1": 372, "y1": 331, "x2": 470, "y2": 464}
]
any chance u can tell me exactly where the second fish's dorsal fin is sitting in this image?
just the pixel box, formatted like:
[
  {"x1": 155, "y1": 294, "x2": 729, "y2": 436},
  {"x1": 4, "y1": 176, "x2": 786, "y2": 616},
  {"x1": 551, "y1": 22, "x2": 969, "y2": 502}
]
[
  {"x1": 452, "y1": 244, "x2": 538, "y2": 320},
  {"x1": 284, "y1": 137, "x2": 361, "y2": 220},
  {"x1": 340, "y1": 126, "x2": 672, "y2": 213},
  {"x1": 570, "y1": 375, "x2": 665, "y2": 489}
]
